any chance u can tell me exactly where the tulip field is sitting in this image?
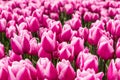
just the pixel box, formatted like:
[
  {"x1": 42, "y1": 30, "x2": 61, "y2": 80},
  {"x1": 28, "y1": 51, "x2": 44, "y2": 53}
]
[{"x1": 1, "y1": 0, "x2": 120, "y2": 80}]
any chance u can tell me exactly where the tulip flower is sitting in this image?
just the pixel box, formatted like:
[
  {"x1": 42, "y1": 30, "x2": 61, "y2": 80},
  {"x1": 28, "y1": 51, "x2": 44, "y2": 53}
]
[
  {"x1": 10, "y1": 35, "x2": 23, "y2": 55},
  {"x1": 70, "y1": 18, "x2": 82, "y2": 30},
  {"x1": 41, "y1": 31, "x2": 56, "y2": 52},
  {"x1": 50, "y1": 13, "x2": 59, "y2": 20},
  {"x1": 108, "y1": 7, "x2": 117, "y2": 17},
  {"x1": 0, "y1": 18, "x2": 6, "y2": 32},
  {"x1": 22, "y1": 36, "x2": 30, "y2": 53},
  {"x1": 83, "y1": 12, "x2": 92, "y2": 22},
  {"x1": 8, "y1": 59, "x2": 37, "y2": 80},
  {"x1": 28, "y1": 16, "x2": 40, "y2": 32},
  {"x1": 1, "y1": 10, "x2": 12, "y2": 21},
  {"x1": 92, "y1": 13, "x2": 99, "y2": 21},
  {"x1": 76, "y1": 51, "x2": 98, "y2": 72},
  {"x1": 36, "y1": 58, "x2": 58, "y2": 80},
  {"x1": 107, "y1": 59, "x2": 118, "y2": 80},
  {"x1": 60, "y1": 24, "x2": 73, "y2": 42},
  {"x1": 71, "y1": 37, "x2": 84, "y2": 56},
  {"x1": 75, "y1": 69, "x2": 104, "y2": 80},
  {"x1": 29, "y1": 38, "x2": 38, "y2": 55},
  {"x1": 97, "y1": 35, "x2": 114, "y2": 60},
  {"x1": 6, "y1": 25, "x2": 16, "y2": 38},
  {"x1": 78, "y1": 27, "x2": 88, "y2": 41},
  {"x1": 50, "y1": 21, "x2": 62, "y2": 34},
  {"x1": 58, "y1": 42, "x2": 74, "y2": 61},
  {"x1": 56, "y1": 59, "x2": 75, "y2": 80},
  {"x1": 64, "y1": 3, "x2": 73, "y2": 14},
  {"x1": 88, "y1": 26, "x2": 103, "y2": 45},
  {"x1": 0, "y1": 62, "x2": 8, "y2": 80}
]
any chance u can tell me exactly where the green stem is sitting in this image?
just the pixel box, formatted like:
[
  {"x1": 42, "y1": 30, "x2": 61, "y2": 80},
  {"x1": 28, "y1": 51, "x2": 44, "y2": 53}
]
[{"x1": 103, "y1": 60, "x2": 107, "y2": 80}]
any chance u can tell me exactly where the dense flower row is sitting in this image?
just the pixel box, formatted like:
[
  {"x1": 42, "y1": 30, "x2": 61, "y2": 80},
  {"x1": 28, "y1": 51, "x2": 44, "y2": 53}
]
[{"x1": 0, "y1": 0, "x2": 120, "y2": 80}]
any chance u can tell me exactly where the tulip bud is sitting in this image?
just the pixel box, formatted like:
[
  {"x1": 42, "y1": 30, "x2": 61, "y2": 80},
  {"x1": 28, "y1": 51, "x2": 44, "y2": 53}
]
[
  {"x1": 28, "y1": 17, "x2": 39, "y2": 32},
  {"x1": 64, "y1": 4, "x2": 73, "y2": 14},
  {"x1": 97, "y1": 35, "x2": 114, "y2": 60},
  {"x1": 0, "y1": 18, "x2": 6, "y2": 32},
  {"x1": 22, "y1": 36, "x2": 30, "y2": 53},
  {"x1": 75, "y1": 69, "x2": 104, "y2": 80},
  {"x1": 41, "y1": 31, "x2": 56, "y2": 52},
  {"x1": 29, "y1": 38, "x2": 38, "y2": 55},
  {"x1": 71, "y1": 37, "x2": 84, "y2": 56},
  {"x1": 88, "y1": 26, "x2": 103, "y2": 45},
  {"x1": 76, "y1": 51, "x2": 98, "y2": 72},
  {"x1": 83, "y1": 12, "x2": 92, "y2": 22},
  {"x1": 107, "y1": 59, "x2": 118, "y2": 80},
  {"x1": 58, "y1": 43, "x2": 74, "y2": 62},
  {"x1": 0, "y1": 65, "x2": 8, "y2": 80},
  {"x1": 78, "y1": 27, "x2": 88, "y2": 41},
  {"x1": 61, "y1": 24, "x2": 73, "y2": 42},
  {"x1": 56, "y1": 59, "x2": 75, "y2": 80},
  {"x1": 10, "y1": 37, "x2": 23, "y2": 55},
  {"x1": 36, "y1": 58, "x2": 58, "y2": 80}
]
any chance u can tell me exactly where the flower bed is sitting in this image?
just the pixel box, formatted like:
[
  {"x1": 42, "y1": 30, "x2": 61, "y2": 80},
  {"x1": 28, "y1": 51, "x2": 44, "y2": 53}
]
[{"x1": 0, "y1": 0, "x2": 120, "y2": 80}]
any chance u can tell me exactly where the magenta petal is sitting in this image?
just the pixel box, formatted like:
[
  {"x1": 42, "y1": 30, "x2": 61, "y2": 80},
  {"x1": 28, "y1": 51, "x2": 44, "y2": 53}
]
[
  {"x1": 10, "y1": 38, "x2": 23, "y2": 55},
  {"x1": 16, "y1": 67, "x2": 32, "y2": 80}
]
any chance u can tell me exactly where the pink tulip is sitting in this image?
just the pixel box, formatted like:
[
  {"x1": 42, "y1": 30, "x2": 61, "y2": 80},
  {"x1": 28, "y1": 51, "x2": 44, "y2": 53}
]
[
  {"x1": 50, "y1": 21, "x2": 62, "y2": 34},
  {"x1": 50, "y1": 3, "x2": 59, "y2": 13},
  {"x1": 106, "y1": 20, "x2": 114, "y2": 35},
  {"x1": 71, "y1": 37, "x2": 84, "y2": 56},
  {"x1": 41, "y1": 31, "x2": 56, "y2": 52},
  {"x1": 71, "y1": 18, "x2": 82, "y2": 30},
  {"x1": 75, "y1": 69, "x2": 104, "y2": 80},
  {"x1": 58, "y1": 42, "x2": 74, "y2": 61},
  {"x1": 64, "y1": 3, "x2": 73, "y2": 14},
  {"x1": 97, "y1": 35, "x2": 114, "y2": 60},
  {"x1": 10, "y1": 36, "x2": 23, "y2": 55},
  {"x1": 36, "y1": 58, "x2": 58, "y2": 80},
  {"x1": 0, "y1": 62, "x2": 8, "y2": 80},
  {"x1": 1, "y1": 10, "x2": 12, "y2": 21},
  {"x1": 56, "y1": 59, "x2": 75, "y2": 80},
  {"x1": 61, "y1": 24, "x2": 73, "y2": 42},
  {"x1": 108, "y1": 7, "x2": 117, "y2": 17},
  {"x1": 78, "y1": 27, "x2": 88, "y2": 41},
  {"x1": 28, "y1": 17, "x2": 39, "y2": 32},
  {"x1": 88, "y1": 26, "x2": 103, "y2": 45},
  {"x1": 29, "y1": 38, "x2": 38, "y2": 55},
  {"x1": 0, "y1": 43, "x2": 5, "y2": 59},
  {"x1": 0, "y1": 18, "x2": 6, "y2": 32},
  {"x1": 50, "y1": 13, "x2": 59, "y2": 20},
  {"x1": 8, "y1": 59, "x2": 37, "y2": 80},
  {"x1": 92, "y1": 13, "x2": 99, "y2": 21},
  {"x1": 22, "y1": 36, "x2": 30, "y2": 53},
  {"x1": 76, "y1": 51, "x2": 98, "y2": 72},
  {"x1": 107, "y1": 59, "x2": 118, "y2": 80},
  {"x1": 90, "y1": 5, "x2": 100, "y2": 13},
  {"x1": 83, "y1": 12, "x2": 92, "y2": 22},
  {"x1": 6, "y1": 25, "x2": 16, "y2": 38}
]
